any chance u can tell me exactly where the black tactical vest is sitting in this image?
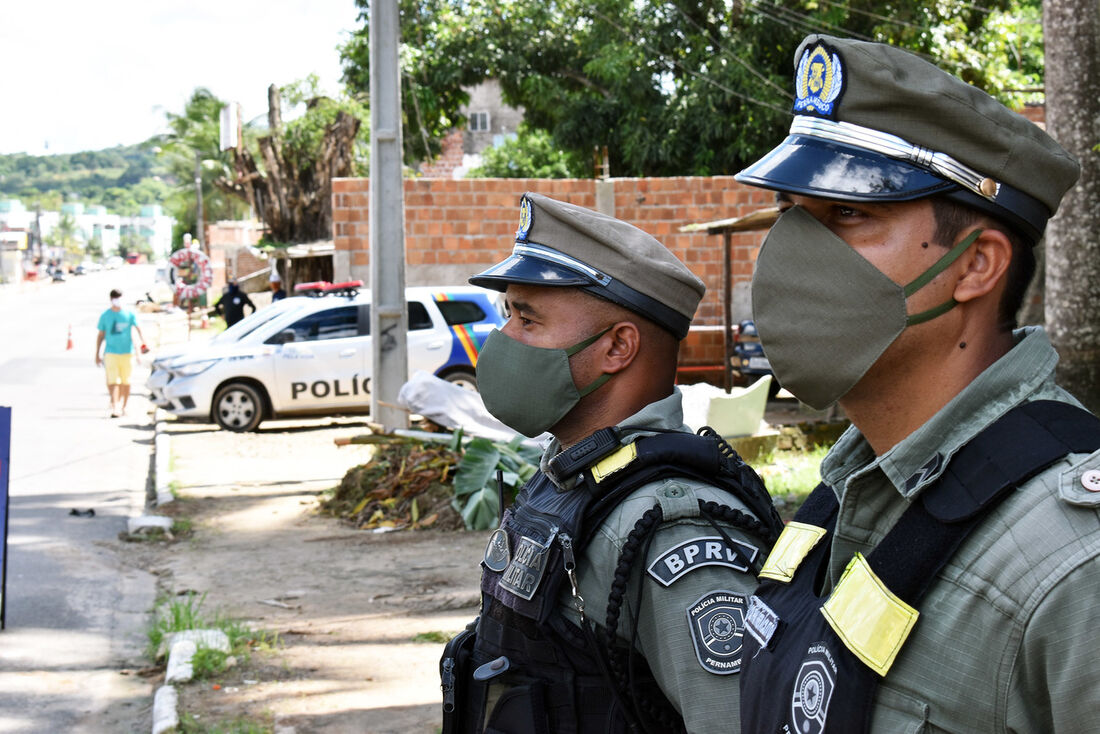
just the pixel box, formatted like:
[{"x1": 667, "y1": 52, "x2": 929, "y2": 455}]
[
  {"x1": 448, "y1": 428, "x2": 781, "y2": 734},
  {"x1": 739, "y1": 401, "x2": 1100, "y2": 734}
]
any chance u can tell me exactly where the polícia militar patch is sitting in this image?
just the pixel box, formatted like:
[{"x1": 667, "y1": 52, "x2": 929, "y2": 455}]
[
  {"x1": 686, "y1": 590, "x2": 747, "y2": 675},
  {"x1": 498, "y1": 534, "x2": 553, "y2": 601},
  {"x1": 647, "y1": 536, "x2": 758, "y2": 586}
]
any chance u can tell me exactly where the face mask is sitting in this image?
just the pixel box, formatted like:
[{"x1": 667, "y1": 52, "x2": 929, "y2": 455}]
[
  {"x1": 476, "y1": 326, "x2": 613, "y2": 437},
  {"x1": 751, "y1": 206, "x2": 981, "y2": 409},
  {"x1": 110, "y1": 298, "x2": 122, "y2": 308}
]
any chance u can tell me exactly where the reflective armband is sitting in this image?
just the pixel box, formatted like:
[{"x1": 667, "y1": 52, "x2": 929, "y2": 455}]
[
  {"x1": 759, "y1": 521, "x2": 827, "y2": 582},
  {"x1": 821, "y1": 553, "x2": 919, "y2": 676}
]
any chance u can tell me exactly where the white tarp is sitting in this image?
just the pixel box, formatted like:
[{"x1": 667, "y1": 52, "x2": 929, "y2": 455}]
[{"x1": 397, "y1": 371, "x2": 548, "y2": 446}]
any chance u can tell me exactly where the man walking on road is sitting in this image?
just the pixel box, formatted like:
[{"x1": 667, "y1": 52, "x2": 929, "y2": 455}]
[{"x1": 95, "y1": 288, "x2": 146, "y2": 417}]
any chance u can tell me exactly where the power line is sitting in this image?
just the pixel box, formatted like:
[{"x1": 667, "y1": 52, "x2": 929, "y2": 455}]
[
  {"x1": 663, "y1": 0, "x2": 792, "y2": 100},
  {"x1": 582, "y1": 3, "x2": 793, "y2": 115}
]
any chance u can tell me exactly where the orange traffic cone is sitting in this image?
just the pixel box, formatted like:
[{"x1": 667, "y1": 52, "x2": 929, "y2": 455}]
[
  {"x1": 200, "y1": 312, "x2": 209, "y2": 329},
  {"x1": 66, "y1": 324, "x2": 73, "y2": 351}
]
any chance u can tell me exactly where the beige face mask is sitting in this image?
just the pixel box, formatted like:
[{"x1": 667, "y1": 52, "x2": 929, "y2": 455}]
[{"x1": 751, "y1": 206, "x2": 981, "y2": 410}]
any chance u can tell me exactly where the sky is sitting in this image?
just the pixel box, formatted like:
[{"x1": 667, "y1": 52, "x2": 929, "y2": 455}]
[{"x1": 0, "y1": 0, "x2": 362, "y2": 156}]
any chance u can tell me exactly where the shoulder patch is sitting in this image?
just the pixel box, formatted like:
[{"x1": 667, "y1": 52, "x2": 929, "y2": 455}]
[
  {"x1": 647, "y1": 536, "x2": 758, "y2": 586},
  {"x1": 686, "y1": 590, "x2": 747, "y2": 675}
]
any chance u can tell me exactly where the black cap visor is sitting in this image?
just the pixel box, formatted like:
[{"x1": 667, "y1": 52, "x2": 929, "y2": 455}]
[
  {"x1": 468, "y1": 252, "x2": 596, "y2": 291},
  {"x1": 469, "y1": 251, "x2": 693, "y2": 339},
  {"x1": 736, "y1": 134, "x2": 954, "y2": 202}
]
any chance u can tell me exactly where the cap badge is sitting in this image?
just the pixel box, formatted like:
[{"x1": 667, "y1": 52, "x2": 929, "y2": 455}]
[
  {"x1": 794, "y1": 44, "x2": 845, "y2": 118},
  {"x1": 516, "y1": 196, "x2": 533, "y2": 242}
]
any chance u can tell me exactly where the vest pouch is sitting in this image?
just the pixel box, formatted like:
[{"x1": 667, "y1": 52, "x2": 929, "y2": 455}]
[
  {"x1": 485, "y1": 680, "x2": 553, "y2": 734},
  {"x1": 441, "y1": 618, "x2": 479, "y2": 734}
]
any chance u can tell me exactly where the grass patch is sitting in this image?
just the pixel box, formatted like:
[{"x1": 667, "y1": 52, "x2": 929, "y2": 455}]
[
  {"x1": 179, "y1": 713, "x2": 273, "y2": 734},
  {"x1": 147, "y1": 592, "x2": 280, "y2": 678},
  {"x1": 412, "y1": 630, "x2": 453, "y2": 644},
  {"x1": 755, "y1": 442, "x2": 832, "y2": 521}
]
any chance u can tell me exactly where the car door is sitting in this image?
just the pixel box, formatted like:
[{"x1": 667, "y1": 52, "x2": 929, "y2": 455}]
[
  {"x1": 268, "y1": 305, "x2": 369, "y2": 412},
  {"x1": 405, "y1": 299, "x2": 449, "y2": 374}
]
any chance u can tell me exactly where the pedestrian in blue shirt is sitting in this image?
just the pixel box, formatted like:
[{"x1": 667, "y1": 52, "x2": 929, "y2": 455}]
[{"x1": 95, "y1": 289, "x2": 146, "y2": 417}]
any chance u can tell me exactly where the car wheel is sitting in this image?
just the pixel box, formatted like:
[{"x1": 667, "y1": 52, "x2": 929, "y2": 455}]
[
  {"x1": 213, "y1": 382, "x2": 265, "y2": 432},
  {"x1": 443, "y1": 369, "x2": 478, "y2": 392}
]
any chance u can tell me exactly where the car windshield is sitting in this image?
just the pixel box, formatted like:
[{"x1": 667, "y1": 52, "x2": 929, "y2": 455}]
[{"x1": 212, "y1": 306, "x2": 287, "y2": 343}]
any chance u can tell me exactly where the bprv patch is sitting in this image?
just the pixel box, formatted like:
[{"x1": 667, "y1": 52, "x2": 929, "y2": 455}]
[
  {"x1": 686, "y1": 590, "x2": 747, "y2": 675},
  {"x1": 647, "y1": 536, "x2": 758, "y2": 586}
]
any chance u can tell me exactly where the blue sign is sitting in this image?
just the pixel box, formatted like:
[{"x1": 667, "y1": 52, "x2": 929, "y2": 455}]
[{"x1": 0, "y1": 406, "x2": 9, "y2": 629}]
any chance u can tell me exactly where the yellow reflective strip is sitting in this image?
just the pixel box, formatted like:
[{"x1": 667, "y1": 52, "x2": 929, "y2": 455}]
[
  {"x1": 758, "y1": 522, "x2": 827, "y2": 582},
  {"x1": 821, "y1": 553, "x2": 919, "y2": 677},
  {"x1": 591, "y1": 443, "x2": 637, "y2": 483}
]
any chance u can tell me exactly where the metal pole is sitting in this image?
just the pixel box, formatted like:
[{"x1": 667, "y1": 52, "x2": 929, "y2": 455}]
[
  {"x1": 194, "y1": 152, "x2": 206, "y2": 254},
  {"x1": 369, "y1": 0, "x2": 409, "y2": 432},
  {"x1": 722, "y1": 231, "x2": 732, "y2": 393}
]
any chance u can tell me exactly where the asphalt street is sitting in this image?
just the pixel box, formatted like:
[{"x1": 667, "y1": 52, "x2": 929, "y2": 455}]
[{"x1": 0, "y1": 266, "x2": 161, "y2": 733}]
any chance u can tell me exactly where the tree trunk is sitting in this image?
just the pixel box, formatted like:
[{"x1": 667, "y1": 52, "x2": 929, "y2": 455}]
[
  {"x1": 213, "y1": 89, "x2": 361, "y2": 245},
  {"x1": 1043, "y1": 0, "x2": 1100, "y2": 413}
]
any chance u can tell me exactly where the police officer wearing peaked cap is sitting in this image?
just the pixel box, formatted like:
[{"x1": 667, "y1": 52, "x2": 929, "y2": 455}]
[
  {"x1": 733, "y1": 35, "x2": 1100, "y2": 733},
  {"x1": 441, "y1": 192, "x2": 782, "y2": 733}
]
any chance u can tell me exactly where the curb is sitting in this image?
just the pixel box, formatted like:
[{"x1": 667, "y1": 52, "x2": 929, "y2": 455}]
[{"x1": 147, "y1": 407, "x2": 182, "y2": 733}]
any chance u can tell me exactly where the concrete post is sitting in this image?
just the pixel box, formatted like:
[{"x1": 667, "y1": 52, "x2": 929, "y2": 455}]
[{"x1": 369, "y1": 0, "x2": 409, "y2": 432}]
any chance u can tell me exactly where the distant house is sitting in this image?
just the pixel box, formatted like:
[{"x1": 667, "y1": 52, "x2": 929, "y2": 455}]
[{"x1": 419, "y1": 80, "x2": 524, "y2": 178}]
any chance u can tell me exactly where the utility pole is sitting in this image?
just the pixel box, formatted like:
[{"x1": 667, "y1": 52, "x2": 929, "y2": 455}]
[
  {"x1": 194, "y1": 151, "x2": 206, "y2": 254},
  {"x1": 369, "y1": 0, "x2": 409, "y2": 432}
]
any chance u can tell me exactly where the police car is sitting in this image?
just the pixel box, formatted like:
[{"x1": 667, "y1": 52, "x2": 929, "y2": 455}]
[{"x1": 147, "y1": 281, "x2": 504, "y2": 432}]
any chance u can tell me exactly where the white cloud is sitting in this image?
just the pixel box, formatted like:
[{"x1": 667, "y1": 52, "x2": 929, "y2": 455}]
[{"x1": 0, "y1": 0, "x2": 360, "y2": 155}]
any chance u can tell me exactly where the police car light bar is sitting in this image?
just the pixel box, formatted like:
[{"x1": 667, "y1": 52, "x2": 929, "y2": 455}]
[
  {"x1": 322, "y1": 280, "x2": 364, "y2": 297},
  {"x1": 294, "y1": 281, "x2": 329, "y2": 296}
]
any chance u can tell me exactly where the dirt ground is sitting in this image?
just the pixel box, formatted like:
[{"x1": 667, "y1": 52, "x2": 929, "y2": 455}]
[{"x1": 126, "y1": 415, "x2": 489, "y2": 733}]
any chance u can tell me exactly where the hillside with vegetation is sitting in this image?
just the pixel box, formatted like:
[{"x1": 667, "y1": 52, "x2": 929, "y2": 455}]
[{"x1": 0, "y1": 144, "x2": 173, "y2": 216}]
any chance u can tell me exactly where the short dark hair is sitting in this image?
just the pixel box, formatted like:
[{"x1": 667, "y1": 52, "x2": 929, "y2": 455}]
[
  {"x1": 930, "y1": 196, "x2": 1034, "y2": 332},
  {"x1": 109, "y1": 289, "x2": 122, "y2": 299}
]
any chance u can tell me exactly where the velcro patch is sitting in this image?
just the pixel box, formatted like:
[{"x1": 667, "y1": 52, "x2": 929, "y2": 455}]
[
  {"x1": 745, "y1": 594, "x2": 781, "y2": 650},
  {"x1": 686, "y1": 590, "x2": 747, "y2": 675},
  {"x1": 647, "y1": 536, "x2": 758, "y2": 586}
]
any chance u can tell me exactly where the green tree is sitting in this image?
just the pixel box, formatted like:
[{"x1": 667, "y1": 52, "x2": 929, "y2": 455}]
[
  {"x1": 154, "y1": 88, "x2": 251, "y2": 238},
  {"x1": 46, "y1": 213, "x2": 82, "y2": 259},
  {"x1": 469, "y1": 125, "x2": 588, "y2": 178},
  {"x1": 85, "y1": 234, "x2": 104, "y2": 259},
  {"x1": 342, "y1": 0, "x2": 1043, "y2": 176}
]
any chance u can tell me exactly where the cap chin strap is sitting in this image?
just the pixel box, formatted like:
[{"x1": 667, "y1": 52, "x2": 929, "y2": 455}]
[{"x1": 903, "y1": 229, "x2": 983, "y2": 327}]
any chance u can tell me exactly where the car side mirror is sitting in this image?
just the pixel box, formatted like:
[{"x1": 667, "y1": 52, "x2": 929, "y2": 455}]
[{"x1": 272, "y1": 330, "x2": 296, "y2": 344}]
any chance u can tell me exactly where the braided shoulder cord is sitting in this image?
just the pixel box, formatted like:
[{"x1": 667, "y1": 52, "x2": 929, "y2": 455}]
[
  {"x1": 699, "y1": 499, "x2": 780, "y2": 547},
  {"x1": 601, "y1": 504, "x2": 686, "y2": 734}
]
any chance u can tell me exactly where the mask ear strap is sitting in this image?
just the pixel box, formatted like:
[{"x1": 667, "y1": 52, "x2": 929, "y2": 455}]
[
  {"x1": 566, "y1": 325, "x2": 616, "y2": 396},
  {"x1": 904, "y1": 229, "x2": 983, "y2": 326},
  {"x1": 565, "y1": 325, "x2": 614, "y2": 357}
]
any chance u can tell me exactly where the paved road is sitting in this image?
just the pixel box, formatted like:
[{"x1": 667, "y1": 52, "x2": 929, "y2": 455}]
[{"x1": 0, "y1": 268, "x2": 162, "y2": 733}]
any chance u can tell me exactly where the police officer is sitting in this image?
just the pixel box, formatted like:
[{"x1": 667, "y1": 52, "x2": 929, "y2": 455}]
[
  {"x1": 442, "y1": 192, "x2": 781, "y2": 733},
  {"x1": 733, "y1": 35, "x2": 1100, "y2": 733},
  {"x1": 214, "y1": 279, "x2": 256, "y2": 327}
]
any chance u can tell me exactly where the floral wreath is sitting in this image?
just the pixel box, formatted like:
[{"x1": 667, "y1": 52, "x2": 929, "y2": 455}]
[{"x1": 170, "y1": 247, "x2": 214, "y2": 301}]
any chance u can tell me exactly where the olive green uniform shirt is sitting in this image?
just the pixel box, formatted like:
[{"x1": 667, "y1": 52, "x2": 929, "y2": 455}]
[
  {"x1": 552, "y1": 390, "x2": 764, "y2": 733},
  {"x1": 819, "y1": 327, "x2": 1100, "y2": 732}
]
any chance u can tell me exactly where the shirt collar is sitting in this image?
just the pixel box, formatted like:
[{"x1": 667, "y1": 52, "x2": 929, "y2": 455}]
[
  {"x1": 822, "y1": 326, "x2": 1062, "y2": 499},
  {"x1": 539, "y1": 389, "x2": 688, "y2": 488}
]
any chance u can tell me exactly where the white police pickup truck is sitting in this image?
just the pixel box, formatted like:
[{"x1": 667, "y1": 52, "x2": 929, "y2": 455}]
[{"x1": 147, "y1": 282, "x2": 504, "y2": 431}]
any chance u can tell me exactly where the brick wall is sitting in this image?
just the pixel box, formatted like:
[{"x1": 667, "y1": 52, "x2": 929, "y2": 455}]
[
  {"x1": 332, "y1": 176, "x2": 774, "y2": 367},
  {"x1": 418, "y1": 130, "x2": 466, "y2": 178}
]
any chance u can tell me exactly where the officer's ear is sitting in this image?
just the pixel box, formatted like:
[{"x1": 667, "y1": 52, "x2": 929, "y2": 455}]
[
  {"x1": 952, "y1": 227, "x2": 1012, "y2": 304},
  {"x1": 600, "y1": 321, "x2": 641, "y2": 374}
]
